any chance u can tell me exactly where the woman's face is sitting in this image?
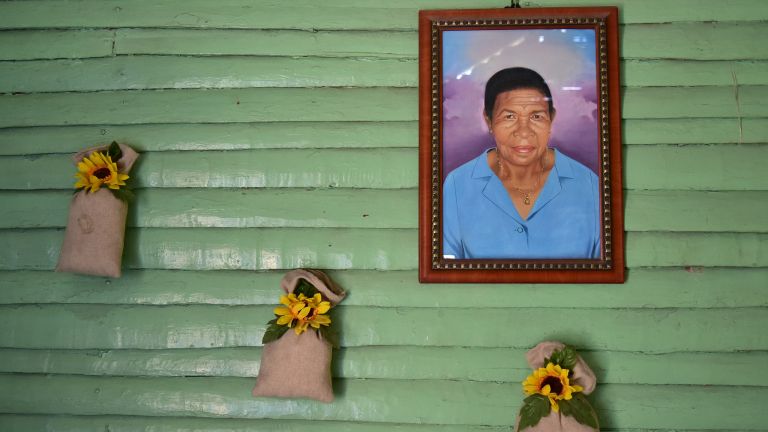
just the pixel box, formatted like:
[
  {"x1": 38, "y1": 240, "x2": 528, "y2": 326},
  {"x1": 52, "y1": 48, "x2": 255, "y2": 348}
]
[{"x1": 485, "y1": 88, "x2": 554, "y2": 167}]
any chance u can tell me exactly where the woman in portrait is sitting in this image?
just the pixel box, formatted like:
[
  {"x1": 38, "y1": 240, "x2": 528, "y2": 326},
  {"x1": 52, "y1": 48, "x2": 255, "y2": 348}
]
[{"x1": 443, "y1": 67, "x2": 601, "y2": 259}]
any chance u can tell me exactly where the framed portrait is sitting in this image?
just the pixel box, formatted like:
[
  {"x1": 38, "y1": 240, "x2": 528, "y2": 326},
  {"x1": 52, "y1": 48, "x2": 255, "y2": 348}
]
[{"x1": 418, "y1": 7, "x2": 625, "y2": 283}]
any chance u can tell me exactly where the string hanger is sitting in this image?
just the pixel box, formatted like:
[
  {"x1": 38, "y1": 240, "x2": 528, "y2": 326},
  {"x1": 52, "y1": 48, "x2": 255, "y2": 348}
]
[{"x1": 506, "y1": 0, "x2": 521, "y2": 8}]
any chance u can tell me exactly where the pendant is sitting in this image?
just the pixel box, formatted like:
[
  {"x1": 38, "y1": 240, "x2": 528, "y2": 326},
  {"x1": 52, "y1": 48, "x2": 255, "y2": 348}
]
[{"x1": 523, "y1": 193, "x2": 531, "y2": 205}]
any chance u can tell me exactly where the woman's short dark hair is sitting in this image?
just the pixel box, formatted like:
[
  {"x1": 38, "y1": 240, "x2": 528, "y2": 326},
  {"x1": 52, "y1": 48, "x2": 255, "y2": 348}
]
[{"x1": 484, "y1": 67, "x2": 555, "y2": 117}]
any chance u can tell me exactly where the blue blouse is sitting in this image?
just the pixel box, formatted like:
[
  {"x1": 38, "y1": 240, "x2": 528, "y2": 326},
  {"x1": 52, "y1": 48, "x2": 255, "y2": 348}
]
[{"x1": 443, "y1": 149, "x2": 601, "y2": 259}]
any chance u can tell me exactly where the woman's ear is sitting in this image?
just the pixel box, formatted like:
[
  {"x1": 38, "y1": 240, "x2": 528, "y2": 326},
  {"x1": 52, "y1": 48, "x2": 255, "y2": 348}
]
[{"x1": 550, "y1": 107, "x2": 557, "y2": 122}]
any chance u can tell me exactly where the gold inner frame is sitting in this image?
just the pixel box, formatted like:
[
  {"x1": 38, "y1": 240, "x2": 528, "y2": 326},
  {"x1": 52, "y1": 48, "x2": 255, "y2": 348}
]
[{"x1": 429, "y1": 17, "x2": 613, "y2": 271}]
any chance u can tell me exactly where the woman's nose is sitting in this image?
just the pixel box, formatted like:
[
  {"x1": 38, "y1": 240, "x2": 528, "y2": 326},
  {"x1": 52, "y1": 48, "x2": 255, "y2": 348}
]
[{"x1": 513, "y1": 120, "x2": 534, "y2": 137}]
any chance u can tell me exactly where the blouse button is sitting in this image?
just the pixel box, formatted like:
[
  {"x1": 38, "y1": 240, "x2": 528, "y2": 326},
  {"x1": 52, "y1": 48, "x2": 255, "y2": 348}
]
[{"x1": 516, "y1": 227, "x2": 524, "y2": 233}]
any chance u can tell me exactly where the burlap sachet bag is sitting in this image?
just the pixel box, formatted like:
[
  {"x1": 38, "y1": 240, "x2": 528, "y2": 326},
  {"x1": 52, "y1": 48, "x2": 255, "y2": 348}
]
[
  {"x1": 252, "y1": 269, "x2": 346, "y2": 403},
  {"x1": 515, "y1": 341, "x2": 599, "y2": 432},
  {"x1": 56, "y1": 143, "x2": 139, "y2": 278}
]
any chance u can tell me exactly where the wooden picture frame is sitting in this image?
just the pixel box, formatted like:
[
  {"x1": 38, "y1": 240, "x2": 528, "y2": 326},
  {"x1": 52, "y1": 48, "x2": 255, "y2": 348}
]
[{"x1": 418, "y1": 7, "x2": 625, "y2": 283}]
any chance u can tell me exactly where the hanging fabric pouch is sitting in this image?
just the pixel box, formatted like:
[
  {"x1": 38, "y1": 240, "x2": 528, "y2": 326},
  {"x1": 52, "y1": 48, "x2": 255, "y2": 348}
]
[
  {"x1": 252, "y1": 269, "x2": 346, "y2": 403},
  {"x1": 56, "y1": 143, "x2": 138, "y2": 278},
  {"x1": 515, "y1": 341, "x2": 600, "y2": 432}
]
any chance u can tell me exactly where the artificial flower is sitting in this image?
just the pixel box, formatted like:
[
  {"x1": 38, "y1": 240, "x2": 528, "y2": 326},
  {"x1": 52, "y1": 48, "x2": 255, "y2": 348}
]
[
  {"x1": 293, "y1": 319, "x2": 310, "y2": 335},
  {"x1": 522, "y1": 362, "x2": 583, "y2": 412},
  {"x1": 308, "y1": 312, "x2": 331, "y2": 329},
  {"x1": 274, "y1": 294, "x2": 310, "y2": 331},
  {"x1": 272, "y1": 292, "x2": 332, "y2": 335},
  {"x1": 304, "y1": 293, "x2": 332, "y2": 329},
  {"x1": 305, "y1": 293, "x2": 331, "y2": 314},
  {"x1": 74, "y1": 151, "x2": 129, "y2": 193}
]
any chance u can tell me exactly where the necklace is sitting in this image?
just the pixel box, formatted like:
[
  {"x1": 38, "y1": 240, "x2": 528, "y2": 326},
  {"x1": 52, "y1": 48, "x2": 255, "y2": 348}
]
[
  {"x1": 511, "y1": 177, "x2": 539, "y2": 205},
  {"x1": 496, "y1": 151, "x2": 544, "y2": 206}
]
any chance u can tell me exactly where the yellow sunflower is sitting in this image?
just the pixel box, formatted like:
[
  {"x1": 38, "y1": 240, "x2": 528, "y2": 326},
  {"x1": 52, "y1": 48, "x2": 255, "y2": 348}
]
[
  {"x1": 522, "y1": 362, "x2": 583, "y2": 412},
  {"x1": 274, "y1": 294, "x2": 311, "y2": 334},
  {"x1": 304, "y1": 293, "x2": 332, "y2": 329},
  {"x1": 74, "y1": 151, "x2": 129, "y2": 193},
  {"x1": 272, "y1": 292, "x2": 332, "y2": 335}
]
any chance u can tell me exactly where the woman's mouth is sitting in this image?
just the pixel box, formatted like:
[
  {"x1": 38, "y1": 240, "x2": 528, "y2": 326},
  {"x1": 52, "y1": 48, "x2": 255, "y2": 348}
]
[{"x1": 513, "y1": 146, "x2": 536, "y2": 153}]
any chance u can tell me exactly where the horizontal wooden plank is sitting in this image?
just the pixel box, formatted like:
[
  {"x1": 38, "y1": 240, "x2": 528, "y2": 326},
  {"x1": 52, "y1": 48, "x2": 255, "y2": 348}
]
[
  {"x1": 1, "y1": 0, "x2": 766, "y2": 30},
  {"x1": 623, "y1": 118, "x2": 768, "y2": 145},
  {"x1": 623, "y1": 22, "x2": 768, "y2": 60},
  {"x1": 1, "y1": 118, "x2": 766, "y2": 157},
  {"x1": 0, "y1": 375, "x2": 517, "y2": 425},
  {"x1": 1, "y1": 268, "x2": 766, "y2": 309},
  {"x1": 4, "y1": 57, "x2": 767, "y2": 94},
  {"x1": 622, "y1": 85, "x2": 768, "y2": 119},
  {"x1": 1, "y1": 189, "x2": 767, "y2": 233},
  {"x1": 115, "y1": 29, "x2": 414, "y2": 58},
  {"x1": 0, "y1": 415, "x2": 508, "y2": 432},
  {"x1": 0, "y1": 189, "x2": 417, "y2": 229},
  {"x1": 1, "y1": 229, "x2": 767, "y2": 271},
  {"x1": 0, "y1": 0, "x2": 766, "y2": 30},
  {"x1": 0, "y1": 25, "x2": 754, "y2": 62},
  {"x1": 128, "y1": 229, "x2": 757, "y2": 269},
  {"x1": 0, "y1": 56, "x2": 418, "y2": 93},
  {"x1": 623, "y1": 59, "x2": 768, "y2": 87},
  {"x1": 109, "y1": 23, "x2": 768, "y2": 60},
  {"x1": 119, "y1": 23, "x2": 768, "y2": 61},
  {"x1": 0, "y1": 30, "x2": 113, "y2": 61},
  {"x1": 1, "y1": 346, "x2": 766, "y2": 387},
  {"x1": 0, "y1": 374, "x2": 765, "y2": 429},
  {"x1": 624, "y1": 190, "x2": 768, "y2": 232},
  {"x1": 0, "y1": 149, "x2": 417, "y2": 189},
  {"x1": 0, "y1": 418, "x2": 716, "y2": 432},
  {"x1": 0, "y1": 122, "x2": 417, "y2": 155},
  {"x1": 0, "y1": 303, "x2": 766, "y2": 351},
  {"x1": 0, "y1": 228, "x2": 417, "y2": 271},
  {"x1": 3, "y1": 145, "x2": 767, "y2": 191},
  {"x1": 0, "y1": 416, "x2": 757, "y2": 432},
  {"x1": 2, "y1": 86, "x2": 766, "y2": 129},
  {"x1": 625, "y1": 144, "x2": 768, "y2": 191},
  {"x1": 0, "y1": 1, "x2": 424, "y2": 31},
  {"x1": 0, "y1": 88, "x2": 417, "y2": 128},
  {"x1": 626, "y1": 232, "x2": 768, "y2": 267}
]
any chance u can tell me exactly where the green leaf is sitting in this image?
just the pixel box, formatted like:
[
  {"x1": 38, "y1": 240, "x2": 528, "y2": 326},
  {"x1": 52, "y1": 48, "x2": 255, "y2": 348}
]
[
  {"x1": 107, "y1": 141, "x2": 123, "y2": 162},
  {"x1": 559, "y1": 393, "x2": 599, "y2": 429},
  {"x1": 262, "y1": 321, "x2": 289, "y2": 344},
  {"x1": 109, "y1": 187, "x2": 134, "y2": 203},
  {"x1": 517, "y1": 394, "x2": 550, "y2": 431},
  {"x1": 558, "y1": 346, "x2": 579, "y2": 371},
  {"x1": 546, "y1": 345, "x2": 578, "y2": 372},
  {"x1": 318, "y1": 325, "x2": 340, "y2": 349},
  {"x1": 294, "y1": 279, "x2": 319, "y2": 298}
]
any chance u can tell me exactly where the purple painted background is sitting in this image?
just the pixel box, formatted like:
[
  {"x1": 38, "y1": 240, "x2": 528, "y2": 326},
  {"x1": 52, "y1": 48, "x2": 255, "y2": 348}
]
[{"x1": 442, "y1": 29, "x2": 598, "y2": 179}]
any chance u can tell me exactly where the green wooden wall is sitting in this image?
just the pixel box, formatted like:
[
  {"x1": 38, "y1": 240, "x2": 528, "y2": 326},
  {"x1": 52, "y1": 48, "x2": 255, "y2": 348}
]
[{"x1": 1, "y1": 0, "x2": 767, "y2": 430}]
